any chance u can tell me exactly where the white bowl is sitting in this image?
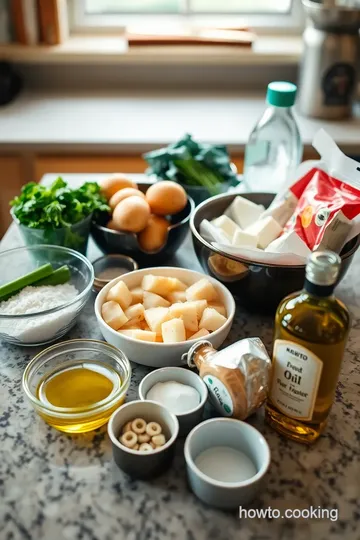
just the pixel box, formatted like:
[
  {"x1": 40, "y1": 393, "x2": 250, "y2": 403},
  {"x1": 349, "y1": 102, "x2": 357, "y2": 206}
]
[
  {"x1": 94, "y1": 267, "x2": 235, "y2": 368},
  {"x1": 184, "y1": 418, "x2": 271, "y2": 509},
  {"x1": 138, "y1": 367, "x2": 208, "y2": 436}
]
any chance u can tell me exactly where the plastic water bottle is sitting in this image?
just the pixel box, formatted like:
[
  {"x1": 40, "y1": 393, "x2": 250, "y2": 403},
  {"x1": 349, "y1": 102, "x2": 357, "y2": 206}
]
[{"x1": 243, "y1": 81, "x2": 303, "y2": 193}]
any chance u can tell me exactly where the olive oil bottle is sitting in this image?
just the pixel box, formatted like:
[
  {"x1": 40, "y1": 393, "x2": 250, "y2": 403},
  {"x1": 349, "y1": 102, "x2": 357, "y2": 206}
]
[{"x1": 266, "y1": 251, "x2": 350, "y2": 444}]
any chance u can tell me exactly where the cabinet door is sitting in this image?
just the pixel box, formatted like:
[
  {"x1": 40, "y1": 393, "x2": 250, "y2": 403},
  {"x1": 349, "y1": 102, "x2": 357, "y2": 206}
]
[
  {"x1": 0, "y1": 156, "x2": 23, "y2": 238},
  {"x1": 34, "y1": 155, "x2": 147, "y2": 182}
]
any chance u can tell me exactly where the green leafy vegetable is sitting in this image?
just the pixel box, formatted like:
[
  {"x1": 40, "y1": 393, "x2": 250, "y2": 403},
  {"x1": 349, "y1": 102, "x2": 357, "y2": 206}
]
[
  {"x1": 143, "y1": 134, "x2": 239, "y2": 194},
  {"x1": 10, "y1": 177, "x2": 110, "y2": 230}
]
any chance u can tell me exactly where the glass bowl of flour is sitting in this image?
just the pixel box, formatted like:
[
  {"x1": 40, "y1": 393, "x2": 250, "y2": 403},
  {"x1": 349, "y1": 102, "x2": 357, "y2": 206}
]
[{"x1": 0, "y1": 245, "x2": 94, "y2": 346}]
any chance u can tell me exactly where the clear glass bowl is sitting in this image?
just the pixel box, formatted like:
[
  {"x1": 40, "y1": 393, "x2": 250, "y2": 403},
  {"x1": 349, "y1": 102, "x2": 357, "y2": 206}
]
[
  {"x1": 0, "y1": 245, "x2": 94, "y2": 346},
  {"x1": 22, "y1": 339, "x2": 131, "y2": 433}
]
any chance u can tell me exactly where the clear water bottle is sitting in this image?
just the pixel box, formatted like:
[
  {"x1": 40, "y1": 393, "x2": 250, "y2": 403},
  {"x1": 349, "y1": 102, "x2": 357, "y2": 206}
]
[{"x1": 244, "y1": 81, "x2": 303, "y2": 193}]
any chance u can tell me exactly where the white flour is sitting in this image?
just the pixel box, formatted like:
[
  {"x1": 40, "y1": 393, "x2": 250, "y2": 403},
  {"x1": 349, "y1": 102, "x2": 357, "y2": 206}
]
[{"x1": 0, "y1": 284, "x2": 79, "y2": 343}]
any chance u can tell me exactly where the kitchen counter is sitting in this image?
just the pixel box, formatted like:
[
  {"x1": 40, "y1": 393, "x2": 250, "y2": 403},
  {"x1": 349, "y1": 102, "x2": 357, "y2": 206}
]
[
  {"x1": 0, "y1": 174, "x2": 360, "y2": 540},
  {"x1": 0, "y1": 90, "x2": 360, "y2": 154}
]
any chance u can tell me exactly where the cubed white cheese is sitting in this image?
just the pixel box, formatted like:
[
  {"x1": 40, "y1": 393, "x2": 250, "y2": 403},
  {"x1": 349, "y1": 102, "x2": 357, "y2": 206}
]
[
  {"x1": 232, "y1": 228, "x2": 258, "y2": 248},
  {"x1": 226, "y1": 196, "x2": 265, "y2": 229},
  {"x1": 265, "y1": 231, "x2": 311, "y2": 257},
  {"x1": 161, "y1": 318, "x2": 186, "y2": 343},
  {"x1": 212, "y1": 215, "x2": 240, "y2": 240},
  {"x1": 199, "y1": 219, "x2": 231, "y2": 245},
  {"x1": 245, "y1": 216, "x2": 283, "y2": 249}
]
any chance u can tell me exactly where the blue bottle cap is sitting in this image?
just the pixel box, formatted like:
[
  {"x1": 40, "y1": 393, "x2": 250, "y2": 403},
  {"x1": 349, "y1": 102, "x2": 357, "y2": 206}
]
[{"x1": 266, "y1": 81, "x2": 297, "y2": 108}]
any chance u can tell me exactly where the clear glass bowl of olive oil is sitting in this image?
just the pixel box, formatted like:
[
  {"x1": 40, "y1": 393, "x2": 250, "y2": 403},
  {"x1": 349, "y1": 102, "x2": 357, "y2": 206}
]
[{"x1": 22, "y1": 339, "x2": 131, "y2": 433}]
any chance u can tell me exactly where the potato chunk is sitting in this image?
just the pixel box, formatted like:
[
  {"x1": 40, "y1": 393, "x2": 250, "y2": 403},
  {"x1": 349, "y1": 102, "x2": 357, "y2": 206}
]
[
  {"x1": 199, "y1": 307, "x2": 227, "y2": 332},
  {"x1": 106, "y1": 281, "x2": 132, "y2": 310},
  {"x1": 186, "y1": 300, "x2": 207, "y2": 320},
  {"x1": 142, "y1": 275, "x2": 187, "y2": 296},
  {"x1": 144, "y1": 307, "x2": 171, "y2": 335},
  {"x1": 102, "y1": 301, "x2": 128, "y2": 330},
  {"x1": 186, "y1": 278, "x2": 218, "y2": 302},
  {"x1": 161, "y1": 318, "x2": 186, "y2": 343},
  {"x1": 187, "y1": 328, "x2": 210, "y2": 340},
  {"x1": 143, "y1": 291, "x2": 170, "y2": 309},
  {"x1": 118, "y1": 329, "x2": 156, "y2": 342},
  {"x1": 169, "y1": 302, "x2": 198, "y2": 332},
  {"x1": 130, "y1": 287, "x2": 144, "y2": 304},
  {"x1": 208, "y1": 302, "x2": 226, "y2": 317},
  {"x1": 167, "y1": 290, "x2": 187, "y2": 303},
  {"x1": 124, "y1": 303, "x2": 145, "y2": 323}
]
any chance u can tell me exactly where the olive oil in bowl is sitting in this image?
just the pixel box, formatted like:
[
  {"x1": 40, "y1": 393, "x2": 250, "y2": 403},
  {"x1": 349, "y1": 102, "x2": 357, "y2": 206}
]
[{"x1": 23, "y1": 339, "x2": 131, "y2": 434}]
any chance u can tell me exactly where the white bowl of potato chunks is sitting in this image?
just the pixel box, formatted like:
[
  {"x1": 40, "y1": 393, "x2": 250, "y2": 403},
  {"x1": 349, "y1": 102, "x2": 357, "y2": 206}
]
[{"x1": 94, "y1": 267, "x2": 235, "y2": 367}]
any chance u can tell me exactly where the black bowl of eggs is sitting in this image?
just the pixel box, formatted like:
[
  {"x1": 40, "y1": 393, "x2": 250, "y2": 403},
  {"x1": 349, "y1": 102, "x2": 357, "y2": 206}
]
[{"x1": 91, "y1": 175, "x2": 195, "y2": 266}]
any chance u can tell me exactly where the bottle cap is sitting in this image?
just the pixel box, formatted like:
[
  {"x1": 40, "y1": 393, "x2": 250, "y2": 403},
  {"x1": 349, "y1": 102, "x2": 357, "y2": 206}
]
[
  {"x1": 266, "y1": 81, "x2": 297, "y2": 108},
  {"x1": 305, "y1": 251, "x2": 341, "y2": 287}
]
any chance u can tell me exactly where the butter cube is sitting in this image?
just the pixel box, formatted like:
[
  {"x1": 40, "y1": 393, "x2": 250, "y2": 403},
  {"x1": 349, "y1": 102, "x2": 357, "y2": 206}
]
[
  {"x1": 232, "y1": 229, "x2": 258, "y2": 248},
  {"x1": 144, "y1": 307, "x2": 171, "y2": 335},
  {"x1": 124, "y1": 303, "x2": 145, "y2": 323},
  {"x1": 245, "y1": 216, "x2": 283, "y2": 249},
  {"x1": 130, "y1": 287, "x2": 144, "y2": 304},
  {"x1": 212, "y1": 215, "x2": 240, "y2": 240},
  {"x1": 106, "y1": 281, "x2": 132, "y2": 310},
  {"x1": 143, "y1": 291, "x2": 170, "y2": 309},
  {"x1": 199, "y1": 219, "x2": 231, "y2": 245},
  {"x1": 199, "y1": 307, "x2": 227, "y2": 332},
  {"x1": 226, "y1": 196, "x2": 264, "y2": 229},
  {"x1": 186, "y1": 278, "x2": 218, "y2": 303},
  {"x1": 118, "y1": 329, "x2": 156, "y2": 342},
  {"x1": 169, "y1": 302, "x2": 198, "y2": 332},
  {"x1": 187, "y1": 328, "x2": 210, "y2": 341},
  {"x1": 167, "y1": 290, "x2": 187, "y2": 303},
  {"x1": 161, "y1": 318, "x2": 186, "y2": 343},
  {"x1": 102, "y1": 300, "x2": 128, "y2": 330}
]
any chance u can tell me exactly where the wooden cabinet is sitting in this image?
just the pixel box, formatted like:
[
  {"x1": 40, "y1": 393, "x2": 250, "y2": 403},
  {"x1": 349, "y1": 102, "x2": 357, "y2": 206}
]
[
  {"x1": 0, "y1": 156, "x2": 24, "y2": 237},
  {"x1": 34, "y1": 155, "x2": 147, "y2": 182}
]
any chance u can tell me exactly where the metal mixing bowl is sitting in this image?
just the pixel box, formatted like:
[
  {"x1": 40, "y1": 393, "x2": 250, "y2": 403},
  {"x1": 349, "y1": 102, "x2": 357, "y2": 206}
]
[{"x1": 190, "y1": 192, "x2": 360, "y2": 313}]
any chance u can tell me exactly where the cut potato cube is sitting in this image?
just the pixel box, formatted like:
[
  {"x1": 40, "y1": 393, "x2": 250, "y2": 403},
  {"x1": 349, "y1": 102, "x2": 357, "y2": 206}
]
[
  {"x1": 187, "y1": 328, "x2": 210, "y2": 341},
  {"x1": 118, "y1": 329, "x2": 156, "y2": 342},
  {"x1": 155, "y1": 335, "x2": 164, "y2": 343},
  {"x1": 186, "y1": 300, "x2": 207, "y2": 320},
  {"x1": 199, "y1": 307, "x2": 227, "y2": 332},
  {"x1": 171, "y1": 278, "x2": 187, "y2": 291},
  {"x1": 106, "y1": 281, "x2": 132, "y2": 310},
  {"x1": 124, "y1": 303, "x2": 145, "y2": 323},
  {"x1": 140, "y1": 320, "x2": 151, "y2": 331},
  {"x1": 144, "y1": 307, "x2": 171, "y2": 335},
  {"x1": 167, "y1": 290, "x2": 187, "y2": 303},
  {"x1": 143, "y1": 291, "x2": 170, "y2": 309},
  {"x1": 141, "y1": 275, "x2": 187, "y2": 296},
  {"x1": 130, "y1": 287, "x2": 144, "y2": 304},
  {"x1": 186, "y1": 278, "x2": 218, "y2": 303},
  {"x1": 169, "y1": 302, "x2": 198, "y2": 332},
  {"x1": 102, "y1": 301, "x2": 128, "y2": 330},
  {"x1": 121, "y1": 321, "x2": 141, "y2": 330},
  {"x1": 208, "y1": 302, "x2": 226, "y2": 317},
  {"x1": 161, "y1": 318, "x2": 186, "y2": 343}
]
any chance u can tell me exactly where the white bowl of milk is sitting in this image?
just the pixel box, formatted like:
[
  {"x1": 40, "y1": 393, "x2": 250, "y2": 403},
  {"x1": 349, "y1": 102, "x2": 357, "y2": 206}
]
[{"x1": 184, "y1": 418, "x2": 270, "y2": 509}]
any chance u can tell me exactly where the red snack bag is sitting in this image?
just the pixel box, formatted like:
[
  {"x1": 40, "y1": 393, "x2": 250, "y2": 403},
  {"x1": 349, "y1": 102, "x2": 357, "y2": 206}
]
[{"x1": 266, "y1": 129, "x2": 360, "y2": 253}]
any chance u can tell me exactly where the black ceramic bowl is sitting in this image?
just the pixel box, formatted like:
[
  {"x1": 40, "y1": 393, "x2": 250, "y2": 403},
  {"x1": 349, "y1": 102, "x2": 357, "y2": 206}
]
[
  {"x1": 190, "y1": 192, "x2": 360, "y2": 313},
  {"x1": 91, "y1": 183, "x2": 195, "y2": 267}
]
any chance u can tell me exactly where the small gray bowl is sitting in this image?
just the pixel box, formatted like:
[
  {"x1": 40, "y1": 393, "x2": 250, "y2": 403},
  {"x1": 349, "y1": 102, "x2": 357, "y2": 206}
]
[
  {"x1": 108, "y1": 400, "x2": 179, "y2": 479},
  {"x1": 138, "y1": 367, "x2": 208, "y2": 437}
]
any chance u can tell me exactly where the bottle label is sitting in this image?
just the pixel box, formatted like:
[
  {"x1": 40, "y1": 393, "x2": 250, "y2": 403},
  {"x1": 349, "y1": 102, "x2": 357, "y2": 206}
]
[
  {"x1": 270, "y1": 340, "x2": 323, "y2": 421},
  {"x1": 203, "y1": 375, "x2": 234, "y2": 417}
]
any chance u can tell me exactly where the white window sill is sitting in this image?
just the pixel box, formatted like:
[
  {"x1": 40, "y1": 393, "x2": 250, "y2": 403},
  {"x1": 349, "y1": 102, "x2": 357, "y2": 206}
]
[{"x1": 0, "y1": 34, "x2": 302, "y2": 66}]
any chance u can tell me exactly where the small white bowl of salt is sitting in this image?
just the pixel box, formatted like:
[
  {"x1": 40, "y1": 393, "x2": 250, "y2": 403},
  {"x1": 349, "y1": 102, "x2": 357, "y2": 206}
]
[
  {"x1": 184, "y1": 418, "x2": 270, "y2": 509},
  {"x1": 138, "y1": 367, "x2": 208, "y2": 436}
]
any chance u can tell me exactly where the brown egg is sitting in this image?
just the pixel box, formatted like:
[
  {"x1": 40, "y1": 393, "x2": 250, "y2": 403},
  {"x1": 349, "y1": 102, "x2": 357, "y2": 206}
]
[
  {"x1": 112, "y1": 196, "x2": 151, "y2": 233},
  {"x1": 138, "y1": 215, "x2": 169, "y2": 252},
  {"x1": 145, "y1": 181, "x2": 187, "y2": 215},
  {"x1": 106, "y1": 219, "x2": 119, "y2": 230},
  {"x1": 109, "y1": 188, "x2": 145, "y2": 210},
  {"x1": 100, "y1": 174, "x2": 137, "y2": 200}
]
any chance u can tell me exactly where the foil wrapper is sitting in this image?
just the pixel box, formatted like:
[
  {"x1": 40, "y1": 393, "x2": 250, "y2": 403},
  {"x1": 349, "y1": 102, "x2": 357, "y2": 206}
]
[{"x1": 184, "y1": 337, "x2": 272, "y2": 420}]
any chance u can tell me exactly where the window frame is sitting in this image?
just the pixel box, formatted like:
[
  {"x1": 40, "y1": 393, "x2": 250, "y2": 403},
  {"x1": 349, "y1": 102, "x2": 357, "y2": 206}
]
[{"x1": 70, "y1": 0, "x2": 305, "y2": 35}]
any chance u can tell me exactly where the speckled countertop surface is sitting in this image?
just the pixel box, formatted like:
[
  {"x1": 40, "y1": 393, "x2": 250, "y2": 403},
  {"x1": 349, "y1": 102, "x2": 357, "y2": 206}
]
[{"x1": 0, "y1": 176, "x2": 360, "y2": 540}]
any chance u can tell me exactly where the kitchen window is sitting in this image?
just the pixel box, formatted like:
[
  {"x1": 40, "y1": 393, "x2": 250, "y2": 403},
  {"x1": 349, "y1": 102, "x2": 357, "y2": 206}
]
[{"x1": 72, "y1": 0, "x2": 304, "y2": 33}]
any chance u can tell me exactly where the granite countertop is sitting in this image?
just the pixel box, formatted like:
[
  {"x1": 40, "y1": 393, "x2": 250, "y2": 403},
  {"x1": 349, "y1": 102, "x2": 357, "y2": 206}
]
[
  {"x1": 0, "y1": 90, "x2": 360, "y2": 153},
  {"x1": 0, "y1": 175, "x2": 360, "y2": 540}
]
